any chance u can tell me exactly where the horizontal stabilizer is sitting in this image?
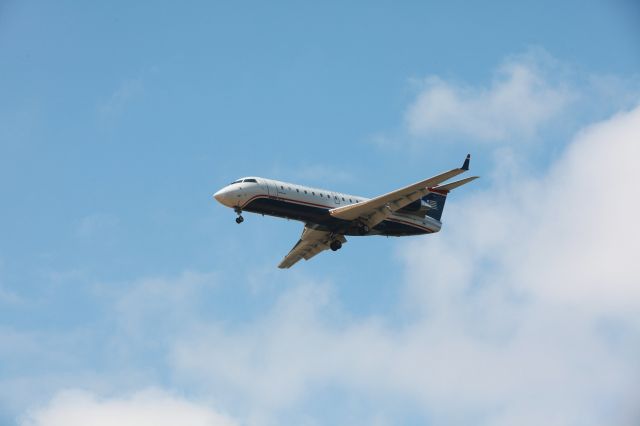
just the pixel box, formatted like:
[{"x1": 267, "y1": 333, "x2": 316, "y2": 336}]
[
  {"x1": 330, "y1": 155, "x2": 471, "y2": 222},
  {"x1": 433, "y1": 176, "x2": 479, "y2": 192}
]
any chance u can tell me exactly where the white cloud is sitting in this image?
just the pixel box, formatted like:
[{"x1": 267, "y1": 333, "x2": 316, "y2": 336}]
[
  {"x1": 95, "y1": 270, "x2": 219, "y2": 355},
  {"x1": 21, "y1": 388, "x2": 238, "y2": 426},
  {"x1": 10, "y1": 60, "x2": 639, "y2": 425},
  {"x1": 9, "y1": 104, "x2": 637, "y2": 426},
  {"x1": 171, "y1": 105, "x2": 640, "y2": 425},
  {"x1": 397, "y1": 106, "x2": 640, "y2": 423},
  {"x1": 404, "y1": 51, "x2": 573, "y2": 142}
]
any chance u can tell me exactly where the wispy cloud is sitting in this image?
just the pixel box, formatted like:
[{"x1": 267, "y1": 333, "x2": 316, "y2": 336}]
[
  {"x1": 397, "y1": 103, "x2": 640, "y2": 423},
  {"x1": 98, "y1": 78, "x2": 143, "y2": 123},
  {"x1": 404, "y1": 50, "x2": 574, "y2": 143},
  {"x1": 16, "y1": 100, "x2": 640, "y2": 425},
  {"x1": 170, "y1": 105, "x2": 640, "y2": 425},
  {"x1": 75, "y1": 213, "x2": 119, "y2": 239},
  {"x1": 110, "y1": 270, "x2": 217, "y2": 338},
  {"x1": 11, "y1": 53, "x2": 640, "y2": 426},
  {"x1": 21, "y1": 388, "x2": 238, "y2": 426}
]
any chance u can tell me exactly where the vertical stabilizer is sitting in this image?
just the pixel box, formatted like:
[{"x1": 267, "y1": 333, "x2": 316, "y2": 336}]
[{"x1": 422, "y1": 192, "x2": 447, "y2": 221}]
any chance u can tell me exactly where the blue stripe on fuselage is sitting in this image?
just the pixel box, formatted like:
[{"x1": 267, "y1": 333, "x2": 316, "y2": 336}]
[{"x1": 242, "y1": 196, "x2": 429, "y2": 236}]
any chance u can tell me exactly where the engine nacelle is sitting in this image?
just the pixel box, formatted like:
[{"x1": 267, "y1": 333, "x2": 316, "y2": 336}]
[{"x1": 398, "y1": 199, "x2": 430, "y2": 216}]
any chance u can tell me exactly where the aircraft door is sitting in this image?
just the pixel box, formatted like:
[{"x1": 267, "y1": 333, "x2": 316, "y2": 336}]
[
  {"x1": 271, "y1": 181, "x2": 286, "y2": 199},
  {"x1": 266, "y1": 181, "x2": 277, "y2": 198},
  {"x1": 258, "y1": 179, "x2": 271, "y2": 196}
]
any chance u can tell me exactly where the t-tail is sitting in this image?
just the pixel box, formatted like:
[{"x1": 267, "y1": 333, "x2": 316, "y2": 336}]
[{"x1": 423, "y1": 154, "x2": 479, "y2": 221}]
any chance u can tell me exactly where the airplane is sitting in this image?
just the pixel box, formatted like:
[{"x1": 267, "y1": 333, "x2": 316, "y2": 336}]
[{"x1": 213, "y1": 155, "x2": 478, "y2": 268}]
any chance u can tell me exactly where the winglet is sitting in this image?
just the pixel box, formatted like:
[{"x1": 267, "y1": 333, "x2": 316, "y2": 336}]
[{"x1": 461, "y1": 154, "x2": 471, "y2": 171}]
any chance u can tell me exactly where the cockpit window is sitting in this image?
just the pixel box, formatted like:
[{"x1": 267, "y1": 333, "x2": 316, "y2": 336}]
[{"x1": 230, "y1": 178, "x2": 257, "y2": 184}]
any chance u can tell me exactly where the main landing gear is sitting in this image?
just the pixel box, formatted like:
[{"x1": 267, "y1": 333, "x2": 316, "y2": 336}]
[
  {"x1": 330, "y1": 240, "x2": 342, "y2": 251},
  {"x1": 234, "y1": 207, "x2": 244, "y2": 224},
  {"x1": 357, "y1": 223, "x2": 370, "y2": 236}
]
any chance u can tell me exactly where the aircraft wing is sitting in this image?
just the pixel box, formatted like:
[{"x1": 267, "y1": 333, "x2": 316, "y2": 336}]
[
  {"x1": 278, "y1": 225, "x2": 347, "y2": 269},
  {"x1": 329, "y1": 155, "x2": 472, "y2": 226}
]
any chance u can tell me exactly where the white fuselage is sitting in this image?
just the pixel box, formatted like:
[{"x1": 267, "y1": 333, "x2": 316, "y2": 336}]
[{"x1": 213, "y1": 177, "x2": 441, "y2": 236}]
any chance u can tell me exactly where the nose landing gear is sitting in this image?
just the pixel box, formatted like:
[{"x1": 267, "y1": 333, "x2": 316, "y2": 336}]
[{"x1": 234, "y1": 207, "x2": 244, "y2": 224}]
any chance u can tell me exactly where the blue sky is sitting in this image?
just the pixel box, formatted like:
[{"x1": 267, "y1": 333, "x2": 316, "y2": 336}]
[{"x1": 1, "y1": 1, "x2": 640, "y2": 425}]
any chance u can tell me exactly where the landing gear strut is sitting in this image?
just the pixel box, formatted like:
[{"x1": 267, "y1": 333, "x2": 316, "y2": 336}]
[
  {"x1": 330, "y1": 240, "x2": 342, "y2": 251},
  {"x1": 234, "y1": 207, "x2": 244, "y2": 224}
]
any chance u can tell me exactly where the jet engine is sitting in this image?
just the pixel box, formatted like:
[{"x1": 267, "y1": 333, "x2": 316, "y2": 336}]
[{"x1": 397, "y1": 199, "x2": 430, "y2": 216}]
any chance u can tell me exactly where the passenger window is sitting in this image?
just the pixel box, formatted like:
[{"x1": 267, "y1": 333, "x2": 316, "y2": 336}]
[
  {"x1": 349, "y1": 199, "x2": 352, "y2": 202},
  {"x1": 304, "y1": 190, "x2": 307, "y2": 194},
  {"x1": 280, "y1": 185, "x2": 284, "y2": 189},
  {"x1": 312, "y1": 192, "x2": 315, "y2": 195},
  {"x1": 342, "y1": 197, "x2": 345, "y2": 201},
  {"x1": 296, "y1": 188, "x2": 299, "y2": 192}
]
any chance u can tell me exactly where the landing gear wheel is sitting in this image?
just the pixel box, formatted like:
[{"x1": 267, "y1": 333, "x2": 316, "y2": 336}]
[
  {"x1": 358, "y1": 224, "x2": 369, "y2": 235},
  {"x1": 234, "y1": 207, "x2": 244, "y2": 224},
  {"x1": 330, "y1": 240, "x2": 342, "y2": 251}
]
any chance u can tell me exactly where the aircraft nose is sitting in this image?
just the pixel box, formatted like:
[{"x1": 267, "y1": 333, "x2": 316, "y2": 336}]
[{"x1": 213, "y1": 187, "x2": 232, "y2": 205}]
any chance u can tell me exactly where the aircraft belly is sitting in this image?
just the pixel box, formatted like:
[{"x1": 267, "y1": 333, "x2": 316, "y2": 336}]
[
  {"x1": 372, "y1": 220, "x2": 430, "y2": 236},
  {"x1": 243, "y1": 197, "x2": 435, "y2": 236},
  {"x1": 243, "y1": 197, "x2": 346, "y2": 228}
]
